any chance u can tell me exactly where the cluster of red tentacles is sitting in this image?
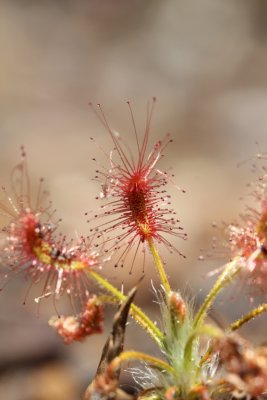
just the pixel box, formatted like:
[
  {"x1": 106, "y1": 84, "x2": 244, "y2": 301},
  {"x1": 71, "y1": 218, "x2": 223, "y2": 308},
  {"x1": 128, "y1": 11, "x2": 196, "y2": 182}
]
[
  {"x1": 0, "y1": 149, "x2": 101, "y2": 318},
  {"x1": 88, "y1": 99, "x2": 187, "y2": 273}
]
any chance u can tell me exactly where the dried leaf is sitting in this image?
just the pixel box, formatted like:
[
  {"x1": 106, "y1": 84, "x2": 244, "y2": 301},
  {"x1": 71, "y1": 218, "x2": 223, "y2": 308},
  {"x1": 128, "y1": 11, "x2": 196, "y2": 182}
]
[
  {"x1": 97, "y1": 285, "x2": 137, "y2": 377},
  {"x1": 83, "y1": 285, "x2": 138, "y2": 400}
]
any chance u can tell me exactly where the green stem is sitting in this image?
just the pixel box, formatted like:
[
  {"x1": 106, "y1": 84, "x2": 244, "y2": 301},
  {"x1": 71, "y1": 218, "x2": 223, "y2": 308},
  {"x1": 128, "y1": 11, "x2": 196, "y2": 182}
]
[
  {"x1": 230, "y1": 303, "x2": 267, "y2": 331},
  {"x1": 97, "y1": 294, "x2": 120, "y2": 306},
  {"x1": 110, "y1": 350, "x2": 176, "y2": 376},
  {"x1": 148, "y1": 239, "x2": 171, "y2": 294},
  {"x1": 184, "y1": 324, "x2": 222, "y2": 371},
  {"x1": 194, "y1": 259, "x2": 241, "y2": 329},
  {"x1": 88, "y1": 269, "x2": 164, "y2": 344}
]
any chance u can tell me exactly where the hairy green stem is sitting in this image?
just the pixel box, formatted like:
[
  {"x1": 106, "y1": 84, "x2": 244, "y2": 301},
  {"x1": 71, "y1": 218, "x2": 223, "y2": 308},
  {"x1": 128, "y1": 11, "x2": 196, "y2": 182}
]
[
  {"x1": 110, "y1": 350, "x2": 176, "y2": 376},
  {"x1": 88, "y1": 269, "x2": 164, "y2": 344},
  {"x1": 184, "y1": 324, "x2": 222, "y2": 372}
]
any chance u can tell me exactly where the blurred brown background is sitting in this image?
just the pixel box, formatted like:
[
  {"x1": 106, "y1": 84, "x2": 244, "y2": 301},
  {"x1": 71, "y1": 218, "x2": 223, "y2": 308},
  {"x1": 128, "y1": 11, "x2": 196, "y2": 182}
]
[{"x1": 1, "y1": 1, "x2": 267, "y2": 399}]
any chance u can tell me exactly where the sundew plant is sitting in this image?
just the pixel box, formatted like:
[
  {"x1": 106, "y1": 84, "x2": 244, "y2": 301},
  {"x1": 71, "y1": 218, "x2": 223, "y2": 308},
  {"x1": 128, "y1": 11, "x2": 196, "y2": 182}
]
[{"x1": 1, "y1": 100, "x2": 267, "y2": 400}]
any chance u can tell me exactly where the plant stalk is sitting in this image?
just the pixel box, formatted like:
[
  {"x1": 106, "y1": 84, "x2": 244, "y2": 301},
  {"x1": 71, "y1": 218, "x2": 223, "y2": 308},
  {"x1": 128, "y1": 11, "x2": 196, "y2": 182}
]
[
  {"x1": 110, "y1": 350, "x2": 175, "y2": 376},
  {"x1": 193, "y1": 258, "x2": 241, "y2": 329},
  {"x1": 148, "y1": 239, "x2": 171, "y2": 294},
  {"x1": 230, "y1": 303, "x2": 267, "y2": 331},
  {"x1": 88, "y1": 269, "x2": 164, "y2": 344}
]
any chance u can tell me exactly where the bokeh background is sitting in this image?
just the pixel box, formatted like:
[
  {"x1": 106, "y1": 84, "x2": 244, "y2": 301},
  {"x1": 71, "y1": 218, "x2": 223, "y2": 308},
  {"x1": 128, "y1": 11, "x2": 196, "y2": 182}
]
[{"x1": 1, "y1": 1, "x2": 267, "y2": 399}]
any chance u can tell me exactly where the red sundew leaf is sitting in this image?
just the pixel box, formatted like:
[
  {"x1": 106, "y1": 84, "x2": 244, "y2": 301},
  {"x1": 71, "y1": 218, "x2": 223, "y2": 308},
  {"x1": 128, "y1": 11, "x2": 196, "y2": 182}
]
[
  {"x1": 0, "y1": 149, "x2": 103, "y2": 311},
  {"x1": 49, "y1": 295, "x2": 104, "y2": 344},
  {"x1": 88, "y1": 99, "x2": 187, "y2": 273},
  {"x1": 225, "y1": 191, "x2": 267, "y2": 299},
  {"x1": 205, "y1": 155, "x2": 267, "y2": 301}
]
